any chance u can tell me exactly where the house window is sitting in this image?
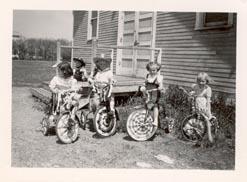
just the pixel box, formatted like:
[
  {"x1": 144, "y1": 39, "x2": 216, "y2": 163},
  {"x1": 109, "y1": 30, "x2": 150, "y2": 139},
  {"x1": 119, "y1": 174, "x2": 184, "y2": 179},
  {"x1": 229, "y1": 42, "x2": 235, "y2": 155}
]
[
  {"x1": 195, "y1": 12, "x2": 233, "y2": 30},
  {"x1": 87, "y1": 11, "x2": 99, "y2": 40}
]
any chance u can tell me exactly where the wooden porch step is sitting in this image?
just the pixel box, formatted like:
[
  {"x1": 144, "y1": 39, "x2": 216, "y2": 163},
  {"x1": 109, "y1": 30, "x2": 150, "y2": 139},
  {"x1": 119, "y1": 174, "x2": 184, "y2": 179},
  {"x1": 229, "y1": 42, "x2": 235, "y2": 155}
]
[
  {"x1": 30, "y1": 84, "x2": 140, "y2": 104},
  {"x1": 31, "y1": 75, "x2": 144, "y2": 103},
  {"x1": 30, "y1": 87, "x2": 52, "y2": 104}
]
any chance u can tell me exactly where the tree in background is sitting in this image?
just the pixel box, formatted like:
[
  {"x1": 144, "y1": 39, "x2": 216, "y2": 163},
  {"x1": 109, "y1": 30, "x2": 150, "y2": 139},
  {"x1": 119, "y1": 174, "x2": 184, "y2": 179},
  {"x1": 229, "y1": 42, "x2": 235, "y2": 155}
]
[{"x1": 12, "y1": 37, "x2": 72, "y2": 61}]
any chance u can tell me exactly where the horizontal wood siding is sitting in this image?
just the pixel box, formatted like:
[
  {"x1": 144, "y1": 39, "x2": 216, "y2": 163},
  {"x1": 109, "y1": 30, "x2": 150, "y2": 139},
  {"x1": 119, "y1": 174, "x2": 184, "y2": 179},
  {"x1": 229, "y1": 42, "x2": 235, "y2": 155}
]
[
  {"x1": 97, "y1": 11, "x2": 118, "y2": 74},
  {"x1": 155, "y1": 12, "x2": 236, "y2": 94},
  {"x1": 73, "y1": 11, "x2": 118, "y2": 74},
  {"x1": 73, "y1": 11, "x2": 92, "y2": 72}
]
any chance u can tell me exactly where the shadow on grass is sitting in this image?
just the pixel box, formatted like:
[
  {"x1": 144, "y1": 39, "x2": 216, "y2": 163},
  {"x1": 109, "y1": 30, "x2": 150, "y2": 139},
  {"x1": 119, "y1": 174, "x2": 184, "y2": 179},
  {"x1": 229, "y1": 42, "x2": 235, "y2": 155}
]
[{"x1": 55, "y1": 135, "x2": 80, "y2": 145}]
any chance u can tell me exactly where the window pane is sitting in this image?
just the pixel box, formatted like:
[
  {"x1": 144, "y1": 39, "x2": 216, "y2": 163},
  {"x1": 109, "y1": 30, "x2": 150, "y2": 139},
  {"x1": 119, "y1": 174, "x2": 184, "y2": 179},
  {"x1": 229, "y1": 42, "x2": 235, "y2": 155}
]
[
  {"x1": 139, "y1": 11, "x2": 152, "y2": 15},
  {"x1": 124, "y1": 11, "x2": 135, "y2": 21},
  {"x1": 91, "y1": 19, "x2": 97, "y2": 37},
  {"x1": 124, "y1": 21, "x2": 135, "y2": 31},
  {"x1": 205, "y1": 13, "x2": 228, "y2": 23},
  {"x1": 92, "y1": 11, "x2": 98, "y2": 18},
  {"x1": 139, "y1": 17, "x2": 152, "y2": 28}
]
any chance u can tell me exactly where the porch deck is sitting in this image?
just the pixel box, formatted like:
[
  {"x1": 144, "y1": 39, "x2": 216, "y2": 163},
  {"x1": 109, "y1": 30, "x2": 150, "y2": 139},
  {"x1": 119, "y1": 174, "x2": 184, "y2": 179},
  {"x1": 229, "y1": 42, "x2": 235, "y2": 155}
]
[{"x1": 30, "y1": 75, "x2": 145, "y2": 103}]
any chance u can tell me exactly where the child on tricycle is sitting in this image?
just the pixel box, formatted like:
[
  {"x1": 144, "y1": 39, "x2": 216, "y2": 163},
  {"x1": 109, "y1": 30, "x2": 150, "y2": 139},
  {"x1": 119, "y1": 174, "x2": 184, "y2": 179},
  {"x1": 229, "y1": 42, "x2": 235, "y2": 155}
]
[
  {"x1": 87, "y1": 57, "x2": 118, "y2": 137},
  {"x1": 126, "y1": 62, "x2": 163, "y2": 141},
  {"x1": 40, "y1": 60, "x2": 89, "y2": 143}
]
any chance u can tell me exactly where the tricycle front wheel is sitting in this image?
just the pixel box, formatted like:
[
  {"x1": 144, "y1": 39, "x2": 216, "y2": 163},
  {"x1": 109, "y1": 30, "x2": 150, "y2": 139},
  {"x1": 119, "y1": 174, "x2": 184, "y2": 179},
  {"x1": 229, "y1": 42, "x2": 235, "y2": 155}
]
[
  {"x1": 93, "y1": 106, "x2": 117, "y2": 137},
  {"x1": 181, "y1": 113, "x2": 207, "y2": 143},
  {"x1": 126, "y1": 108, "x2": 157, "y2": 141},
  {"x1": 40, "y1": 117, "x2": 49, "y2": 136},
  {"x1": 56, "y1": 113, "x2": 79, "y2": 144}
]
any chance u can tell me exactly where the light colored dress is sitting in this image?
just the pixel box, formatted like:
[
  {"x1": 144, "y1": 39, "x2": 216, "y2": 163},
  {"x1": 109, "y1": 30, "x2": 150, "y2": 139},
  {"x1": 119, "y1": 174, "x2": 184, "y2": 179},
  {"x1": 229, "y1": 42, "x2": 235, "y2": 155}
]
[
  {"x1": 49, "y1": 76, "x2": 76, "y2": 93},
  {"x1": 192, "y1": 84, "x2": 212, "y2": 118},
  {"x1": 49, "y1": 76, "x2": 77, "y2": 113}
]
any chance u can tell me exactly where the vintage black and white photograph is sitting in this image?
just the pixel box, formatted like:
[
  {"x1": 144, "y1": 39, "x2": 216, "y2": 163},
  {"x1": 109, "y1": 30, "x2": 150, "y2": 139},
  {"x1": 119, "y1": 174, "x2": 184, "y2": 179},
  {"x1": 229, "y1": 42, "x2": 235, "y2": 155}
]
[{"x1": 11, "y1": 9, "x2": 236, "y2": 169}]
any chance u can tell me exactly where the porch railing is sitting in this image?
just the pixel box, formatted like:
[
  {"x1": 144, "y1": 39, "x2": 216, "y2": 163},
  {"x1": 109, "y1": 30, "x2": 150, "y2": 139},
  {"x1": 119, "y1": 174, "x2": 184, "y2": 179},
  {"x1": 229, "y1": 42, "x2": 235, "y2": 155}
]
[{"x1": 57, "y1": 40, "x2": 162, "y2": 76}]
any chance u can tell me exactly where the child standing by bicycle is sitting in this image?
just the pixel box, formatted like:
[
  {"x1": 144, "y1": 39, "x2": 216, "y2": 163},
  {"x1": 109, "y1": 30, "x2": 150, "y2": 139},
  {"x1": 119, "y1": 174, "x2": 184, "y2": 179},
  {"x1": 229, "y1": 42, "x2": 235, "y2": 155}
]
[
  {"x1": 191, "y1": 72, "x2": 215, "y2": 145},
  {"x1": 140, "y1": 62, "x2": 163, "y2": 127}
]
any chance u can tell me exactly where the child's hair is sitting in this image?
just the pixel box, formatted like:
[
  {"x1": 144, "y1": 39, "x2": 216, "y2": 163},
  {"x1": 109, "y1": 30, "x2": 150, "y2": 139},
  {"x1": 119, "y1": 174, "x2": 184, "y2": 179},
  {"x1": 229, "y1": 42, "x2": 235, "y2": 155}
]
[
  {"x1": 93, "y1": 57, "x2": 112, "y2": 71},
  {"x1": 73, "y1": 57, "x2": 86, "y2": 67},
  {"x1": 196, "y1": 72, "x2": 212, "y2": 84},
  {"x1": 57, "y1": 62, "x2": 73, "y2": 78},
  {"x1": 146, "y1": 62, "x2": 161, "y2": 72}
]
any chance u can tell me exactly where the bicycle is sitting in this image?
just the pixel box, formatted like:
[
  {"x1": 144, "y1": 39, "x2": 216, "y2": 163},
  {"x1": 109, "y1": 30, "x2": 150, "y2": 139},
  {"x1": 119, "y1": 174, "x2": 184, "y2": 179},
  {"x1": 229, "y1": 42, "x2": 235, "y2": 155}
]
[
  {"x1": 179, "y1": 87, "x2": 219, "y2": 143},
  {"x1": 40, "y1": 80, "x2": 119, "y2": 141},
  {"x1": 40, "y1": 87, "x2": 90, "y2": 144},
  {"x1": 90, "y1": 81, "x2": 119, "y2": 137},
  {"x1": 55, "y1": 89, "x2": 89, "y2": 144},
  {"x1": 126, "y1": 88, "x2": 161, "y2": 141}
]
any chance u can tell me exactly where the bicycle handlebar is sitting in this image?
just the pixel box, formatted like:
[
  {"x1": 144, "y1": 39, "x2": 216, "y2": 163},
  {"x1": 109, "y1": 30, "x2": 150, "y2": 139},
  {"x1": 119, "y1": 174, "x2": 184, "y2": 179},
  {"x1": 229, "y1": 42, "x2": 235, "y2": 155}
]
[
  {"x1": 145, "y1": 88, "x2": 160, "y2": 93},
  {"x1": 178, "y1": 87, "x2": 195, "y2": 97},
  {"x1": 60, "y1": 90, "x2": 76, "y2": 95}
]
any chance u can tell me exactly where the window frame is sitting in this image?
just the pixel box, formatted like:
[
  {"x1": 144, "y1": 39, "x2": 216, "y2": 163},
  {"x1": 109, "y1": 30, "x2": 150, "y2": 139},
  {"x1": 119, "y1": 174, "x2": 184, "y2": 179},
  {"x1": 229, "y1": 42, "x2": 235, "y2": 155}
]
[
  {"x1": 87, "y1": 11, "x2": 99, "y2": 40},
  {"x1": 195, "y1": 12, "x2": 233, "y2": 30}
]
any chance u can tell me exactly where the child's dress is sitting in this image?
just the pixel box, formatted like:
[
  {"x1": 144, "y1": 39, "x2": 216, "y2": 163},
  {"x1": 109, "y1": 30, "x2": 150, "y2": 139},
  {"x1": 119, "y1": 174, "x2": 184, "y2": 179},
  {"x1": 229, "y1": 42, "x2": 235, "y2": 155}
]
[
  {"x1": 49, "y1": 76, "x2": 75, "y2": 93},
  {"x1": 49, "y1": 76, "x2": 76, "y2": 114},
  {"x1": 192, "y1": 84, "x2": 212, "y2": 118}
]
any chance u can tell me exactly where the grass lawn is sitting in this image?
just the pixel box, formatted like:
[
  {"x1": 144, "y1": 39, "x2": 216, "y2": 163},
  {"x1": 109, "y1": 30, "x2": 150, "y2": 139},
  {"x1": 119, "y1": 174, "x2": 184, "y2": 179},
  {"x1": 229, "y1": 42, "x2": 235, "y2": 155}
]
[{"x1": 12, "y1": 60, "x2": 57, "y2": 86}]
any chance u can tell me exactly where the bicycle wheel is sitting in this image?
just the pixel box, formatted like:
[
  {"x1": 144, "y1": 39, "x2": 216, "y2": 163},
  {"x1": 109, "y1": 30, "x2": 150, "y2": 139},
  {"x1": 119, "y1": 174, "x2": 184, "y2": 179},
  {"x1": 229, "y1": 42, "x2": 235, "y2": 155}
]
[
  {"x1": 41, "y1": 116, "x2": 49, "y2": 136},
  {"x1": 78, "y1": 110, "x2": 87, "y2": 129},
  {"x1": 56, "y1": 113, "x2": 79, "y2": 144},
  {"x1": 126, "y1": 108, "x2": 157, "y2": 141},
  {"x1": 181, "y1": 113, "x2": 207, "y2": 143},
  {"x1": 93, "y1": 106, "x2": 117, "y2": 137}
]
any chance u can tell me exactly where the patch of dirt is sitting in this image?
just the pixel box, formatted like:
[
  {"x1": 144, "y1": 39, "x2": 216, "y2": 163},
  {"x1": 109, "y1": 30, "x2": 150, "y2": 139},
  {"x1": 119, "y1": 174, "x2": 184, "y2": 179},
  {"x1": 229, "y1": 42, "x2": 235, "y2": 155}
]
[{"x1": 11, "y1": 87, "x2": 235, "y2": 169}]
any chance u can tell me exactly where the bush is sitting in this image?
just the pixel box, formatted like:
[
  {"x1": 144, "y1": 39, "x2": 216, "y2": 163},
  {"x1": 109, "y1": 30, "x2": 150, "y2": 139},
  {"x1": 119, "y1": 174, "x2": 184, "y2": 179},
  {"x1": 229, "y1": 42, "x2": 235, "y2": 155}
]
[
  {"x1": 159, "y1": 85, "x2": 236, "y2": 140},
  {"x1": 211, "y1": 93, "x2": 235, "y2": 139},
  {"x1": 32, "y1": 97, "x2": 52, "y2": 115},
  {"x1": 159, "y1": 85, "x2": 191, "y2": 136}
]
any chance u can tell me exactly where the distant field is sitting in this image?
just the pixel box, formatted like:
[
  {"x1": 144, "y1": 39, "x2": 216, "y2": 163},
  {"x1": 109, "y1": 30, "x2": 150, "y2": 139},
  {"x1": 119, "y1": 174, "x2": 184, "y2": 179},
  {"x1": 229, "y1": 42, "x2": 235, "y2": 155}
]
[{"x1": 12, "y1": 60, "x2": 57, "y2": 86}]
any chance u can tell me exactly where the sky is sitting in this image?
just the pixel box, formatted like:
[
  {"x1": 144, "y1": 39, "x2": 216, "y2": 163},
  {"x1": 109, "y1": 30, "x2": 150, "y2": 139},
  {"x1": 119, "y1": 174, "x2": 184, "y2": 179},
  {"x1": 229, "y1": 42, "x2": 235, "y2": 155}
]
[{"x1": 13, "y1": 10, "x2": 73, "y2": 40}]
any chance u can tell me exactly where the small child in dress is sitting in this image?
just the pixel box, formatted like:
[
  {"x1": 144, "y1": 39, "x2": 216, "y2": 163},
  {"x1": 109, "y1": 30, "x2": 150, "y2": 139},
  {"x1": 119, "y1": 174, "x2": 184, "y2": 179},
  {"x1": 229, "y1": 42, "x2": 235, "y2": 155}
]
[
  {"x1": 88, "y1": 57, "x2": 115, "y2": 115},
  {"x1": 191, "y1": 72, "x2": 215, "y2": 144},
  {"x1": 49, "y1": 61, "x2": 75, "y2": 114},
  {"x1": 140, "y1": 62, "x2": 163, "y2": 127}
]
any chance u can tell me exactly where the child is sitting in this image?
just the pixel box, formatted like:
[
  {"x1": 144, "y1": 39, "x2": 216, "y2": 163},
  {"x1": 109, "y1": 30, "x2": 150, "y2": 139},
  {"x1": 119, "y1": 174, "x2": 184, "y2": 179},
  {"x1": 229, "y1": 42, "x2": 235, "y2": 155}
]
[
  {"x1": 73, "y1": 57, "x2": 88, "y2": 83},
  {"x1": 191, "y1": 72, "x2": 215, "y2": 145},
  {"x1": 88, "y1": 57, "x2": 115, "y2": 116},
  {"x1": 140, "y1": 62, "x2": 163, "y2": 127},
  {"x1": 49, "y1": 61, "x2": 75, "y2": 114},
  {"x1": 70, "y1": 57, "x2": 88, "y2": 109},
  {"x1": 68, "y1": 57, "x2": 88, "y2": 121}
]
